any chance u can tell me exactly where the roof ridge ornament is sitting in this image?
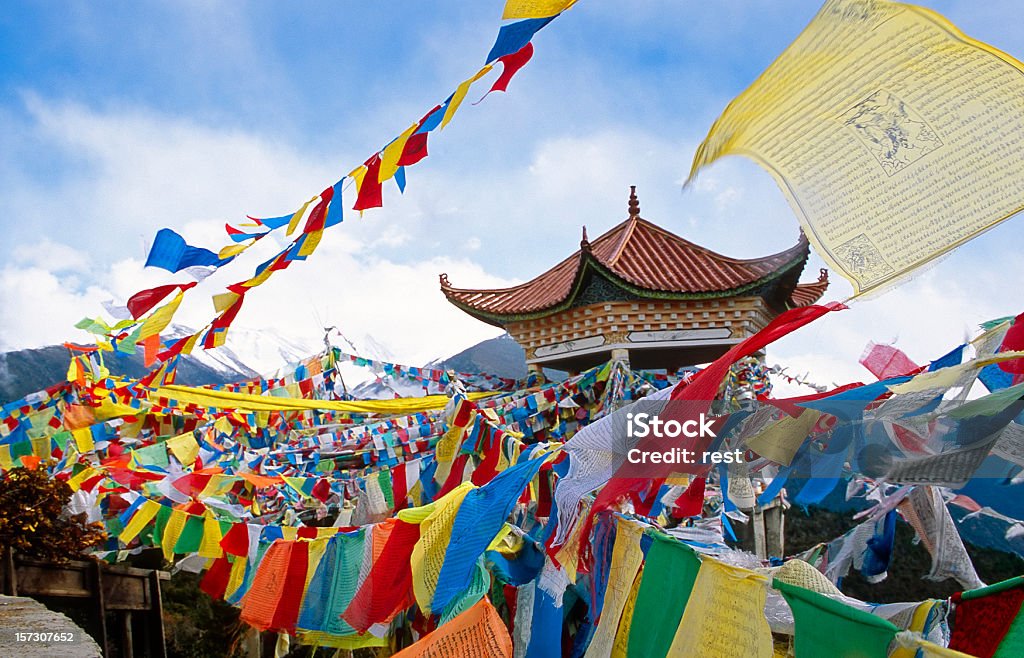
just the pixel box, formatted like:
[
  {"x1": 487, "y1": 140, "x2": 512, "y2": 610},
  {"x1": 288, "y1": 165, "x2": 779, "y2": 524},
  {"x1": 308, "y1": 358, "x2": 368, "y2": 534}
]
[
  {"x1": 628, "y1": 185, "x2": 640, "y2": 219},
  {"x1": 580, "y1": 225, "x2": 590, "y2": 251}
]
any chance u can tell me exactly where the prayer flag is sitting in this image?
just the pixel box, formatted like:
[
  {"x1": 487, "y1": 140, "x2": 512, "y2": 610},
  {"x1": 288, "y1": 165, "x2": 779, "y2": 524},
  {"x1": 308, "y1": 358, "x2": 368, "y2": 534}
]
[
  {"x1": 145, "y1": 228, "x2": 231, "y2": 273},
  {"x1": 775, "y1": 578, "x2": 899, "y2": 658},
  {"x1": 502, "y1": 0, "x2": 577, "y2": 20},
  {"x1": 688, "y1": 0, "x2": 1024, "y2": 294}
]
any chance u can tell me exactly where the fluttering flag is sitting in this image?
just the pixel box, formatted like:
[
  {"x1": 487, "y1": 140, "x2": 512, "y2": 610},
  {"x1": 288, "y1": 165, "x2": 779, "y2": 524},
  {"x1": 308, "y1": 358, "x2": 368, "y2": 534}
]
[
  {"x1": 398, "y1": 105, "x2": 443, "y2": 168},
  {"x1": 487, "y1": 17, "x2": 555, "y2": 62},
  {"x1": 502, "y1": 0, "x2": 578, "y2": 20},
  {"x1": 127, "y1": 282, "x2": 198, "y2": 319},
  {"x1": 353, "y1": 154, "x2": 384, "y2": 212},
  {"x1": 380, "y1": 124, "x2": 419, "y2": 183},
  {"x1": 860, "y1": 342, "x2": 920, "y2": 380},
  {"x1": 775, "y1": 579, "x2": 899, "y2": 658},
  {"x1": 145, "y1": 228, "x2": 233, "y2": 274},
  {"x1": 324, "y1": 179, "x2": 345, "y2": 228},
  {"x1": 688, "y1": 0, "x2": 1024, "y2": 294},
  {"x1": 479, "y1": 43, "x2": 535, "y2": 101},
  {"x1": 139, "y1": 289, "x2": 187, "y2": 339},
  {"x1": 431, "y1": 458, "x2": 545, "y2": 612},
  {"x1": 441, "y1": 66, "x2": 495, "y2": 130}
]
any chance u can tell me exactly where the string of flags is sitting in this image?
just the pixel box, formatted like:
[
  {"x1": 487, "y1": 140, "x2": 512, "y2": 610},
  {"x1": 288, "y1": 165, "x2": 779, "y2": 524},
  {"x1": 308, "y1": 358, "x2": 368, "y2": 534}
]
[
  {"x1": 4, "y1": 303, "x2": 1024, "y2": 655},
  {"x1": 78, "y1": 0, "x2": 581, "y2": 372}
]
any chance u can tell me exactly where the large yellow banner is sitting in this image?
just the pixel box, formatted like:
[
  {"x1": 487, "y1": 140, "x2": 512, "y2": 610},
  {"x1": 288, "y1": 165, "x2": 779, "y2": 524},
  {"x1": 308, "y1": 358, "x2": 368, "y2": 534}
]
[{"x1": 689, "y1": 0, "x2": 1024, "y2": 294}]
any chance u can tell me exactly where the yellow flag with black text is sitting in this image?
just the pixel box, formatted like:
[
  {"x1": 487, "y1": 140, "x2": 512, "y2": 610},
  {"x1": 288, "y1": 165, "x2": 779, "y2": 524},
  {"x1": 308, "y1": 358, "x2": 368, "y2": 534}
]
[{"x1": 689, "y1": 0, "x2": 1024, "y2": 294}]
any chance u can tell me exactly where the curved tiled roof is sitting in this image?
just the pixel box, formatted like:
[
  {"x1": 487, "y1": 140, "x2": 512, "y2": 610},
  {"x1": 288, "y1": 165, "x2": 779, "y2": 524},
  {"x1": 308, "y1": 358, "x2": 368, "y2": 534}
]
[
  {"x1": 789, "y1": 269, "x2": 831, "y2": 308},
  {"x1": 442, "y1": 212, "x2": 827, "y2": 323}
]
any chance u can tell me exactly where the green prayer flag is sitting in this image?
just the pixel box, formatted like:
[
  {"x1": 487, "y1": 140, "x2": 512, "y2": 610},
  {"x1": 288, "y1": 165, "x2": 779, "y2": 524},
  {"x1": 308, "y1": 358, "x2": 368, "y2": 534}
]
[
  {"x1": 378, "y1": 471, "x2": 394, "y2": 510},
  {"x1": 627, "y1": 532, "x2": 701, "y2": 658},
  {"x1": 152, "y1": 505, "x2": 173, "y2": 546},
  {"x1": 174, "y1": 515, "x2": 206, "y2": 554},
  {"x1": 949, "y1": 382, "x2": 1024, "y2": 419},
  {"x1": 774, "y1": 579, "x2": 898, "y2": 658},
  {"x1": 52, "y1": 431, "x2": 71, "y2": 450}
]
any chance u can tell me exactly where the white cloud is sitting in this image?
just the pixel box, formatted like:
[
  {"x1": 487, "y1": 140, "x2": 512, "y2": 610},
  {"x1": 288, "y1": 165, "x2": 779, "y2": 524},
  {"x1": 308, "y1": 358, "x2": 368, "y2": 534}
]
[{"x1": 12, "y1": 238, "x2": 92, "y2": 273}]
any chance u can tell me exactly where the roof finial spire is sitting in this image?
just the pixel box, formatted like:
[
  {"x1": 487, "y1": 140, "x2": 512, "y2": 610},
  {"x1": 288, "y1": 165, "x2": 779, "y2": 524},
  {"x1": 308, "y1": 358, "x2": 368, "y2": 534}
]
[
  {"x1": 628, "y1": 185, "x2": 640, "y2": 219},
  {"x1": 580, "y1": 225, "x2": 590, "y2": 251}
]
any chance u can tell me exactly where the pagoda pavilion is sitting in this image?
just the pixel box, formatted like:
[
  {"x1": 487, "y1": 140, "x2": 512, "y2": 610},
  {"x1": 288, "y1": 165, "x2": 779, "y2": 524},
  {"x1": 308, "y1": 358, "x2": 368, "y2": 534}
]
[{"x1": 440, "y1": 187, "x2": 829, "y2": 373}]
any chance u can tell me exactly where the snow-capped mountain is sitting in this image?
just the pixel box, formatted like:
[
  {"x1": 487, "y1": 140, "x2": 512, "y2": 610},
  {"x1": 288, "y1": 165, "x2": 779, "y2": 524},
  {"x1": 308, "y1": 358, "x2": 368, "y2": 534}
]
[
  {"x1": 175, "y1": 324, "x2": 321, "y2": 379},
  {"x1": 0, "y1": 325, "x2": 530, "y2": 405}
]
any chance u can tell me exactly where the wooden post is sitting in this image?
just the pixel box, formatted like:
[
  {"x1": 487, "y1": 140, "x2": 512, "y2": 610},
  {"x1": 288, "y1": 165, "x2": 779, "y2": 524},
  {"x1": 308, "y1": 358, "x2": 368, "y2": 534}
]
[
  {"x1": 149, "y1": 570, "x2": 168, "y2": 658},
  {"x1": 765, "y1": 502, "x2": 785, "y2": 558},
  {"x1": 3, "y1": 546, "x2": 17, "y2": 596},
  {"x1": 121, "y1": 610, "x2": 134, "y2": 658},
  {"x1": 93, "y1": 560, "x2": 109, "y2": 656},
  {"x1": 752, "y1": 505, "x2": 766, "y2": 558}
]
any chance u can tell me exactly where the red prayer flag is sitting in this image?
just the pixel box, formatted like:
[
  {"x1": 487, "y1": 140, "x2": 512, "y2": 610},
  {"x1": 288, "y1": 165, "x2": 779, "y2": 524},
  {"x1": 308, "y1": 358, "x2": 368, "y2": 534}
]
[
  {"x1": 343, "y1": 519, "x2": 420, "y2": 632},
  {"x1": 200, "y1": 556, "x2": 232, "y2": 600},
  {"x1": 997, "y1": 312, "x2": 1024, "y2": 375},
  {"x1": 354, "y1": 154, "x2": 384, "y2": 211},
  {"x1": 860, "y1": 342, "x2": 920, "y2": 380},
  {"x1": 127, "y1": 282, "x2": 197, "y2": 319},
  {"x1": 486, "y1": 42, "x2": 534, "y2": 96},
  {"x1": 220, "y1": 523, "x2": 250, "y2": 557}
]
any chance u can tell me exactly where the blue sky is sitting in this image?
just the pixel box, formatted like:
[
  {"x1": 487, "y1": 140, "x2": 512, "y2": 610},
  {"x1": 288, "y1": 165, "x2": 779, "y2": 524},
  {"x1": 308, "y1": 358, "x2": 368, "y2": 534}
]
[{"x1": 1, "y1": 1, "x2": 1022, "y2": 386}]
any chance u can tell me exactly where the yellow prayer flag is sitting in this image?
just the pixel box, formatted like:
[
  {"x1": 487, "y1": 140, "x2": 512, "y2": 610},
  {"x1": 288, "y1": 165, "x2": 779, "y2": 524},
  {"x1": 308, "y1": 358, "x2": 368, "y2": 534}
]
[
  {"x1": 410, "y1": 482, "x2": 474, "y2": 613},
  {"x1": 295, "y1": 229, "x2": 323, "y2": 258},
  {"x1": 178, "y1": 332, "x2": 201, "y2": 356},
  {"x1": 139, "y1": 290, "x2": 185, "y2": 339},
  {"x1": 217, "y1": 243, "x2": 250, "y2": 259},
  {"x1": 440, "y1": 66, "x2": 494, "y2": 130},
  {"x1": 212, "y1": 292, "x2": 241, "y2": 314},
  {"x1": 199, "y1": 474, "x2": 236, "y2": 499},
  {"x1": 67, "y1": 466, "x2": 100, "y2": 492},
  {"x1": 610, "y1": 565, "x2": 643, "y2": 658},
  {"x1": 666, "y1": 558, "x2": 773, "y2": 657},
  {"x1": 502, "y1": 0, "x2": 576, "y2": 19},
  {"x1": 120, "y1": 500, "x2": 161, "y2": 545},
  {"x1": 347, "y1": 164, "x2": 367, "y2": 194},
  {"x1": 240, "y1": 263, "x2": 276, "y2": 288},
  {"x1": 379, "y1": 123, "x2": 419, "y2": 183},
  {"x1": 213, "y1": 416, "x2": 233, "y2": 435},
  {"x1": 206, "y1": 328, "x2": 229, "y2": 349},
  {"x1": 161, "y1": 509, "x2": 189, "y2": 562},
  {"x1": 304, "y1": 537, "x2": 331, "y2": 589},
  {"x1": 286, "y1": 197, "x2": 316, "y2": 236},
  {"x1": 586, "y1": 519, "x2": 644, "y2": 658},
  {"x1": 72, "y1": 428, "x2": 95, "y2": 453},
  {"x1": 166, "y1": 432, "x2": 200, "y2": 465},
  {"x1": 746, "y1": 409, "x2": 821, "y2": 466},
  {"x1": 283, "y1": 477, "x2": 313, "y2": 500},
  {"x1": 689, "y1": 0, "x2": 1024, "y2": 295},
  {"x1": 197, "y1": 515, "x2": 225, "y2": 559},
  {"x1": 0, "y1": 446, "x2": 13, "y2": 471},
  {"x1": 225, "y1": 555, "x2": 248, "y2": 600}
]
